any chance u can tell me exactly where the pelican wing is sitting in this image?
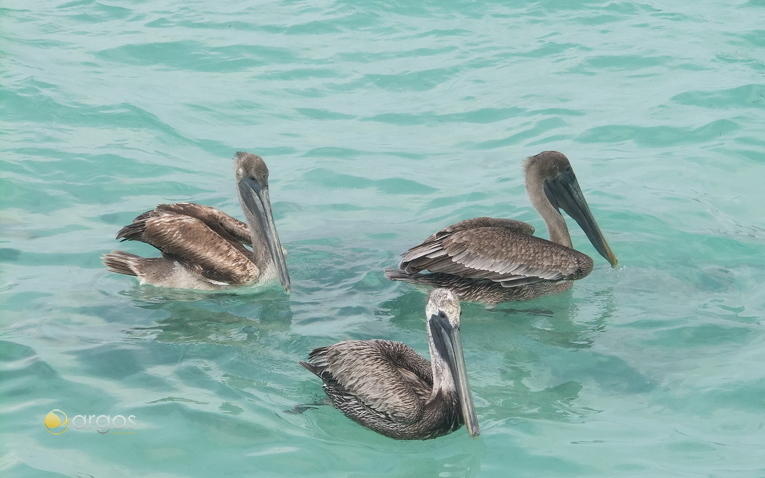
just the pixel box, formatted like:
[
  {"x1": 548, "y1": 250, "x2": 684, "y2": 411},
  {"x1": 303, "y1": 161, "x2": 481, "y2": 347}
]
[
  {"x1": 424, "y1": 217, "x2": 534, "y2": 242},
  {"x1": 153, "y1": 203, "x2": 251, "y2": 245},
  {"x1": 118, "y1": 213, "x2": 259, "y2": 285},
  {"x1": 401, "y1": 227, "x2": 593, "y2": 286},
  {"x1": 303, "y1": 340, "x2": 432, "y2": 424}
]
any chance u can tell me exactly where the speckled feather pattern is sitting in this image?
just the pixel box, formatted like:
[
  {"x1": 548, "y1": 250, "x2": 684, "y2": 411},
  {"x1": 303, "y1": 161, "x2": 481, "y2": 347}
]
[
  {"x1": 387, "y1": 218, "x2": 593, "y2": 305},
  {"x1": 402, "y1": 227, "x2": 593, "y2": 283},
  {"x1": 301, "y1": 339, "x2": 463, "y2": 440},
  {"x1": 386, "y1": 271, "x2": 574, "y2": 305},
  {"x1": 423, "y1": 217, "x2": 535, "y2": 242},
  {"x1": 103, "y1": 203, "x2": 260, "y2": 287}
]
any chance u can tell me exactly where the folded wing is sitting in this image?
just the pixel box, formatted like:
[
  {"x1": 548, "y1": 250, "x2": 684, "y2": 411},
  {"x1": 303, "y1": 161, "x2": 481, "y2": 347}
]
[
  {"x1": 116, "y1": 204, "x2": 259, "y2": 285},
  {"x1": 401, "y1": 226, "x2": 593, "y2": 287},
  {"x1": 302, "y1": 340, "x2": 433, "y2": 425}
]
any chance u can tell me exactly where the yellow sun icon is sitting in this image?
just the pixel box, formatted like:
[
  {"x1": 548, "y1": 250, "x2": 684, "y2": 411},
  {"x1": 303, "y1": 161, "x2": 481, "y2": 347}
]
[{"x1": 44, "y1": 409, "x2": 68, "y2": 435}]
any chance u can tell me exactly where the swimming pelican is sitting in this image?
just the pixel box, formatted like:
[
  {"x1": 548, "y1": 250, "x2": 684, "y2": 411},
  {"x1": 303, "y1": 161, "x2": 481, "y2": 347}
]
[
  {"x1": 102, "y1": 152, "x2": 290, "y2": 292},
  {"x1": 384, "y1": 151, "x2": 617, "y2": 305},
  {"x1": 300, "y1": 288, "x2": 479, "y2": 440}
]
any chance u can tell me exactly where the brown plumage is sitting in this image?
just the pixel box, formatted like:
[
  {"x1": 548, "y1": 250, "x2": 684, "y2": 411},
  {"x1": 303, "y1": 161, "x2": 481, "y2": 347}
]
[
  {"x1": 384, "y1": 151, "x2": 617, "y2": 305},
  {"x1": 301, "y1": 288, "x2": 480, "y2": 440},
  {"x1": 102, "y1": 152, "x2": 290, "y2": 291}
]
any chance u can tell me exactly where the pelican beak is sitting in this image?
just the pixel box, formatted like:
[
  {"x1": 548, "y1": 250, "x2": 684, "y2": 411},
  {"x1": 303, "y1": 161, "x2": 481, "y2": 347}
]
[
  {"x1": 429, "y1": 313, "x2": 480, "y2": 438},
  {"x1": 543, "y1": 170, "x2": 618, "y2": 267},
  {"x1": 238, "y1": 176, "x2": 291, "y2": 292}
]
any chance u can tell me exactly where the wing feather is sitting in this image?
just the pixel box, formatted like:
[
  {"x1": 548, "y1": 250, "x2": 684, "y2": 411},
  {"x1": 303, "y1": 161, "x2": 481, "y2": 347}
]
[
  {"x1": 401, "y1": 226, "x2": 593, "y2": 286},
  {"x1": 154, "y1": 203, "x2": 251, "y2": 245},
  {"x1": 304, "y1": 340, "x2": 432, "y2": 424},
  {"x1": 128, "y1": 214, "x2": 259, "y2": 285},
  {"x1": 424, "y1": 217, "x2": 534, "y2": 242},
  {"x1": 115, "y1": 203, "x2": 259, "y2": 285}
]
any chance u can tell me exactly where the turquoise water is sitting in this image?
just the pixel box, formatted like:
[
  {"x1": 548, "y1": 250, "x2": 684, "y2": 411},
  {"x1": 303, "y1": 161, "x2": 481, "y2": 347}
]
[{"x1": 2, "y1": 0, "x2": 765, "y2": 475}]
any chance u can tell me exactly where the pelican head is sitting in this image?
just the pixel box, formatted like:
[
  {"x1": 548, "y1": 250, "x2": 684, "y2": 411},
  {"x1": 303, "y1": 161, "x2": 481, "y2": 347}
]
[
  {"x1": 525, "y1": 151, "x2": 618, "y2": 267},
  {"x1": 234, "y1": 152, "x2": 291, "y2": 292},
  {"x1": 425, "y1": 288, "x2": 480, "y2": 438}
]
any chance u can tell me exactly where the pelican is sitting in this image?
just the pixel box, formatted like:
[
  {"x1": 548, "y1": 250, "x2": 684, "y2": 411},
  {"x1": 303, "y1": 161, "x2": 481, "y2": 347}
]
[
  {"x1": 384, "y1": 151, "x2": 617, "y2": 305},
  {"x1": 300, "y1": 288, "x2": 479, "y2": 440},
  {"x1": 102, "y1": 152, "x2": 290, "y2": 292}
]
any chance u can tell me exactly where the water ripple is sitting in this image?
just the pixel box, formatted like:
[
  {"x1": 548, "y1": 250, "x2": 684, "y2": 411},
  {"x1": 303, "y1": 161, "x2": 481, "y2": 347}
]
[{"x1": 3, "y1": 0, "x2": 765, "y2": 476}]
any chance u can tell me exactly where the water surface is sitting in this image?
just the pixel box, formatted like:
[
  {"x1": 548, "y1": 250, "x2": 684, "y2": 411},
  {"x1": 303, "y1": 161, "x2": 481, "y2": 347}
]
[{"x1": 2, "y1": 0, "x2": 765, "y2": 476}]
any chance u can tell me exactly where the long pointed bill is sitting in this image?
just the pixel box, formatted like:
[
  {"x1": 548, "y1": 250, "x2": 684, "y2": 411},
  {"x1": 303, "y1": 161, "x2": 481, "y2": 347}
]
[
  {"x1": 238, "y1": 177, "x2": 291, "y2": 292},
  {"x1": 543, "y1": 171, "x2": 618, "y2": 267},
  {"x1": 429, "y1": 313, "x2": 480, "y2": 438}
]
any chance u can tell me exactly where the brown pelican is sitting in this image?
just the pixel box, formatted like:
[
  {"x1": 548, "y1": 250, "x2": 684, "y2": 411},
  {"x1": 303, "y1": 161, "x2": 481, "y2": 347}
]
[
  {"x1": 102, "y1": 152, "x2": 290, "y2": 292},
  {"x1": 384, "y1": 151, "x2": 617, "y2": 306},
  {"x1": 300, "y1": 288, "x2": 479, "y2": 440}
]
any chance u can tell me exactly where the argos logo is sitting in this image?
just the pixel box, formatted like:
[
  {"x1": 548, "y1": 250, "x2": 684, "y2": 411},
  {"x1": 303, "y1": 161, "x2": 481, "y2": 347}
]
[
  {"x1": 44, "y1": 410, "x2": 137, "y2": 435},
  {"x1": 44, "y1": 409, "x2": 69, "y2": 435}
]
